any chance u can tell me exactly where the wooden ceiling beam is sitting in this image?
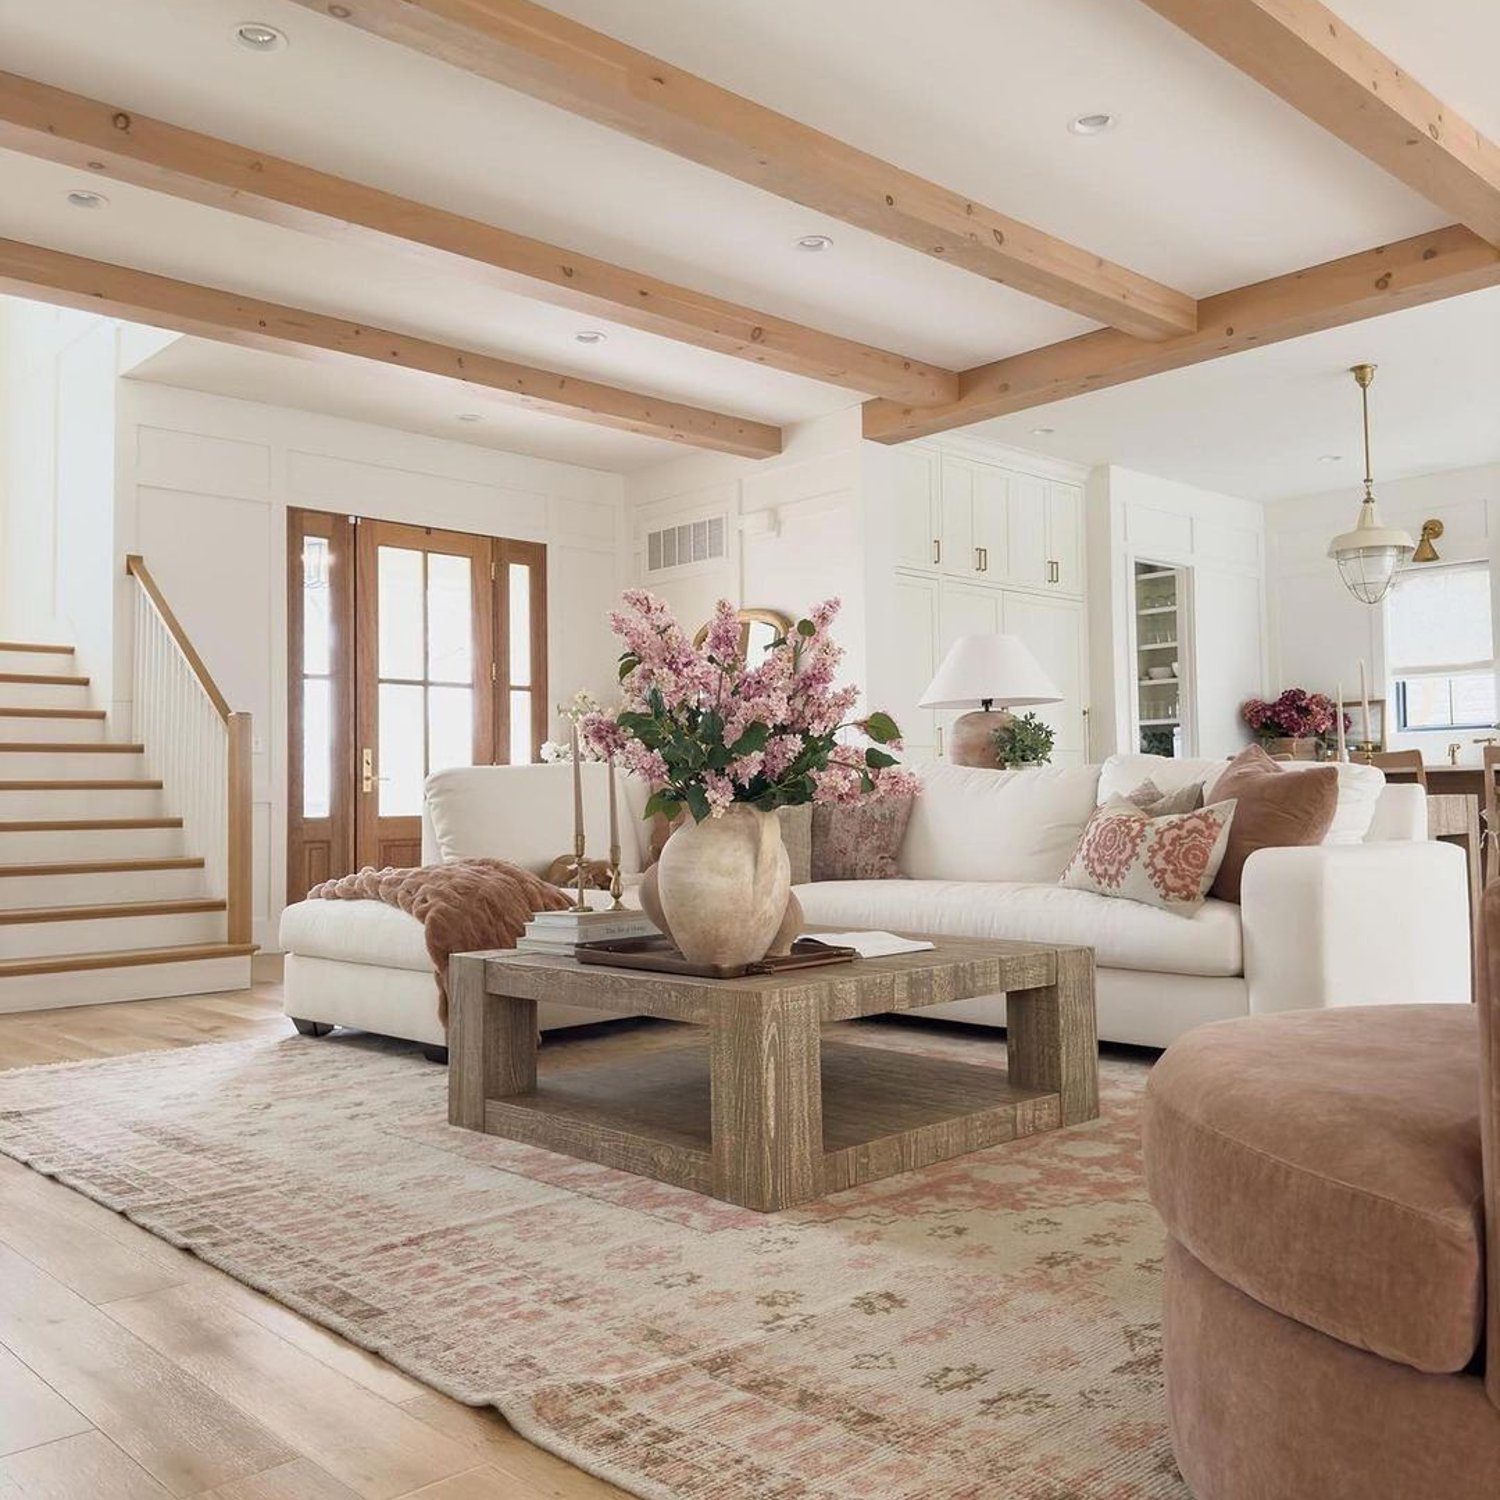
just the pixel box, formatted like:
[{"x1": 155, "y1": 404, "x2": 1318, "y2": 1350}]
[
  {"x1": 286, "y1": 0, "x2": 1199, "y2": 341},
  {"x1": 0, "y1": 239, "x2": 782, "y2": 458},
  {"x1": 1139, "y1": 0, "x2": 1500, "y2": 246},
  {"x1": 0, "y1": 71, "x2": 952, "y2": 408},
  {"x1": 863, "y1": 224, "x2": 1500, "y2": 442}
]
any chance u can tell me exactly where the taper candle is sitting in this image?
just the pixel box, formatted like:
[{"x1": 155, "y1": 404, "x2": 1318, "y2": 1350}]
[
  {"x1": 607, "y1": 756, "x2": 624, "y2": 910},
  {"x1": 1359, "y1": 659, "x2": 1371, "y2": 744},
  {"x1": 1335, "y1": 683, "x2": 1347, "y2": 761},
  {"x1": 570, "y1": 722, "x2": 584, "y2": 831}
]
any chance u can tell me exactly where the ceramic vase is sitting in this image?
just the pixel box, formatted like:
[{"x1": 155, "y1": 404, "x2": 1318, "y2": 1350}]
[{"x1": 655, "y1": 804, "x2": 791, "y2": 967}]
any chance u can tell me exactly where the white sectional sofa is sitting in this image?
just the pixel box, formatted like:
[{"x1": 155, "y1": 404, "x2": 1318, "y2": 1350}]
[{"x1": 279, "y1": 753, "x2": 1471, "y2": 1053}]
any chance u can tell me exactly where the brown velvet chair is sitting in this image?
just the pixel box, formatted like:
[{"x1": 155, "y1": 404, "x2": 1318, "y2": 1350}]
[{"x1": 1143, "y1": 885, "x2": 1500, "y2": 1499}]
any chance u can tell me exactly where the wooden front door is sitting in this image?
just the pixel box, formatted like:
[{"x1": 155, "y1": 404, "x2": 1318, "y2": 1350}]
[{"x1": 287, "y1": 510, "x2": 548, "y2": 901}]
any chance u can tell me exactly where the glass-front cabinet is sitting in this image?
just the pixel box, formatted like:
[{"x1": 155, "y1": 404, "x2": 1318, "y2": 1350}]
[{"x1": 1133, "y1": 560, "x2": 1193, "y2": 757}]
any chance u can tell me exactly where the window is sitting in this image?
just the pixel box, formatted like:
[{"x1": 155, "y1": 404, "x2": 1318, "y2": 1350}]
[{"x1": 1388, "y1": 562, "x2": 1497, "y2": 731}]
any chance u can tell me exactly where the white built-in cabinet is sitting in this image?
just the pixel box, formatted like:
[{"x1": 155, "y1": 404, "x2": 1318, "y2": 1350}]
[{"x1": 880, "y1": 445, "x2": 1089, "y2": 766}]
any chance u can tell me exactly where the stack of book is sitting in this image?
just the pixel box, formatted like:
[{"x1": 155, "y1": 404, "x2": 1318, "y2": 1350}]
[{"x1": 516, "y1": 907, "x2": 658, "y2": 956}]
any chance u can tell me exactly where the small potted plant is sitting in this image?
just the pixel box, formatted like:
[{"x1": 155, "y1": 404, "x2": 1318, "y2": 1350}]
[
  {"x1": 992, "y1": 711, "x2": 1056, "y2": 768},
  {"x1": 1240, "y1": 689, "x2": 1341, "y2": 759}
]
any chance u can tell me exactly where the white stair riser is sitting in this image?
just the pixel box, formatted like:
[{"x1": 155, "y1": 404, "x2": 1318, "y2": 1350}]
[
  {"x1": 0, "y1": 786, "x2": 165, "y2": 818},
  {"x1": 0, "y1": 680, "x2": 93, "y2": 710},
  {"x1": 0, "y1": 953, "x2": 252, "y2": 1012},
  {"x1": 0, "y1": 909, "x2": 226, "y2": 960},
  {"x1": 0, "y1": 650, "x2": 75, "y2": 674},
  {"x1": 0, "y1": 825, "x2": 186, "y2": 862},
  {"x1": 0, "y1": 716, "x2": 105, "y2": 743},
  {"x1": 0, "y1": 750, "x2": 146, "y2": 778},
  {"x1": 0, "y1": 866, "x2": 207, "y2": 908}
]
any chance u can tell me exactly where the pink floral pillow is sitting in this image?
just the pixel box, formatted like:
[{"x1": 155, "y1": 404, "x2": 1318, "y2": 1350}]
[{"x1": 1060, "y1": 797, "x2": 1237, "y2": 916}]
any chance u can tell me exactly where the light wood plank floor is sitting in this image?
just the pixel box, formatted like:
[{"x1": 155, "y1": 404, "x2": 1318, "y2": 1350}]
[{"x1": 0, "y1": 958, "x2": 629, "y2": 1500}]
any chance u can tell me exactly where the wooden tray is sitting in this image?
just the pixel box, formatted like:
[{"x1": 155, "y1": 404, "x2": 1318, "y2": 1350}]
[{"x1": 573, "y1": 934, "x2": 857, "y2": 979}]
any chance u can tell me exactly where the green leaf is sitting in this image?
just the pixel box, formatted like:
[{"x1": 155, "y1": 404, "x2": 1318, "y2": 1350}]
[
  {"x1": 864, "y1": 747, "x2": 898, "y2": 770},
  {"x1": 863, "y1": 710, "x2": 899, "y2": 744},
  {"x1": 796, "y1": 618, "x2": 816, "y2": 637},
  {"x1": 728, "y1": 721, "x2": 770, "y2": 757},
  {"x1": 642, "y1": 790, "x2": 680, "y2": 822},
  {"x1": 616, "y1": 652, "x2": 640, "y2": 681},
  {"x1": 682, "y1": 784, "x2": 711, "y2": 823}
]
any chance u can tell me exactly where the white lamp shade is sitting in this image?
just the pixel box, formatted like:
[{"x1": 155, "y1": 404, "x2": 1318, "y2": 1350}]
[
  {"x1": 1327, "y1": 496, "x2": 1414, "y2": 606},
  {"x1": 919, "y1": 634, "x2": 1062, "y2": 710}
]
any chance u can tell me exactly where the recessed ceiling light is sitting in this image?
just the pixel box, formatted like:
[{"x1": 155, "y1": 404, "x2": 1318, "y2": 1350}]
[
  {"x1": 574, "y1": 330, "x2": 608, "y2": 344},
  {"x1": 1068, "y1": 112, "x2": 1116, "y2": 136},
  {"x1": 65, "y1": 190, "x2": 109, "y2": 209},
  {"x1": 795, "y1": 234, "x2": 834, "y2": 252},
  {"x1": 1030, "y1": 426, "x2": 1056, "y2": 436},
  {"x1": 1318, "y1": 453, "x2": 1343, "y2": 463},
  {"x1": 456, "y1": 413, "x2": 483, "y2": 423},
  {"x1": 235, "y1": 22, "x2": 287, "y2": 51}
]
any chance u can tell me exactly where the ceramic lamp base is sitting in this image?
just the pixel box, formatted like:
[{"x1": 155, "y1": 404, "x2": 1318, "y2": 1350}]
[{"x1": 949, "y1": 709, "x2": 1013, "y2": 768}]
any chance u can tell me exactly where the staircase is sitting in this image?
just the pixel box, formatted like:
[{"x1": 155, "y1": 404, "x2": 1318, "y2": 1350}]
[{"x1": 0, "y1": 639, "x2": 254, "y2": 1012}]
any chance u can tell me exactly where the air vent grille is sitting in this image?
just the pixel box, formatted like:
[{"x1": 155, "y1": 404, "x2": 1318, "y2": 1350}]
[{"x1": 645, "y1": 515, "x2": 726, "y2": 573}]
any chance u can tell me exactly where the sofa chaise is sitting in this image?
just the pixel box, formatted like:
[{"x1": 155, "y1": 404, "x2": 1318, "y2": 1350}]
[{"x1": 279, "y1": 753, "x2": 1471, "y2": 1051}]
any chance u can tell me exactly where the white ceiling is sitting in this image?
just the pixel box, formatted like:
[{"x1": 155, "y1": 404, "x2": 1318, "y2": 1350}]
[
  {"x1": 0, "y1": 0, "x2": 1494, "y2": 482},
  {"x1": 967, "y1": 285, "x2": 1500, "y2": 502}
]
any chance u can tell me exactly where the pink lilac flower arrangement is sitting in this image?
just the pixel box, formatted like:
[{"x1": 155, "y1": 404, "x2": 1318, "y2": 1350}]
[
  {"x1": 1241, "y1": 688, "x2": 1347, "y2": 741},
  {"x1": 580, "y1": 590, "x2": 919, "y2": 823}
]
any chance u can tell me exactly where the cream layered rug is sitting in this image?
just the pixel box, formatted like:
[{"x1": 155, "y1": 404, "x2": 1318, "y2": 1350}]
[{"x1": 0, "y1": 1020, "x2": 1185, "y2": 1500}]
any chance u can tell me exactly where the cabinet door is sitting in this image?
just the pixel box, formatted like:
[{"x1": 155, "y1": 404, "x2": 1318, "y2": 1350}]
[
  {"x1": 1047, "y1": 482, "x2": 1083, "y2": 594},
  {"x1": 939, "y1": 458, "x2": 976, "y2": 577},
  {"x1": 1002, "y1": 591, "x2": 1088, "y2": 764},
  {"x1": 1006, "y1": 472, "x2": 1050, "y2": 589},
  {"x1": 892, "y1": 447, "x2": 940, "y2": 572},
  {"x1": 971, "y1": 465, "x2": 1009, "y2": 582},
  {"x1": 887, "y1": 574, "x2": 941, "y2": 759}
]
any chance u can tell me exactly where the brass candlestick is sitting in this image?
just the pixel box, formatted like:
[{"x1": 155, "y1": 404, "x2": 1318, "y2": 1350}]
[{"x1": 572, "y1": 831, "x2": 589, "y2": 913}]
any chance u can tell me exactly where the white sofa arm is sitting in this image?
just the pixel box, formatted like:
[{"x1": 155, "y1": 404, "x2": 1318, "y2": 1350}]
[{"x1": 1241, "y1": 840, "x2": 1471, "y2": 1014}]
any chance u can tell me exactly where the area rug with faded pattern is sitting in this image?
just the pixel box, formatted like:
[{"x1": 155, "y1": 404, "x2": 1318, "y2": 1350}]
[{"x1": 0, "y1": 1020, "x2": 1184, "y2": 1500}]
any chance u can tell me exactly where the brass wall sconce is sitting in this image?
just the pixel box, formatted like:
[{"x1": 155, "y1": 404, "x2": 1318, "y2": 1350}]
[{"x1": 1413, "y1": 518, "x2": 1444, "y2": 563}]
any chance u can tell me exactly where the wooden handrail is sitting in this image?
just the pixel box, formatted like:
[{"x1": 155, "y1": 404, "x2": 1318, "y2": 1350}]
[
  {"x1": 126, "y1": 553, "x2": 252, "y2": 946},
  {"x1": 125, "y1": 554, "x2": 231, "y2": 723}
]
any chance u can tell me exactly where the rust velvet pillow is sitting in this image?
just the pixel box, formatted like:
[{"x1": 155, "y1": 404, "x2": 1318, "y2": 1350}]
[{"x1": 1208, "y1": 744, "x2": 1338, "y2": 903}]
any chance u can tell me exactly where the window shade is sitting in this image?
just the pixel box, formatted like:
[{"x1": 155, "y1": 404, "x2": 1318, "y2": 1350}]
[{"x1": 1388, "y1": 562, "x2": 1495, "y2": 673}]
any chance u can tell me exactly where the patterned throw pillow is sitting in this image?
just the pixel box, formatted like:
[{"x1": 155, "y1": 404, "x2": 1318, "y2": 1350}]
[
  {"x1": 1122, "y1": 777, "x2": 1205, "y2": 817},
  {"x1": 811, "y1": 796, "x2": 916, "y2": 881},
  {"x1": 1060, "y1": 797, "x2": 1237, "y2": 916}
]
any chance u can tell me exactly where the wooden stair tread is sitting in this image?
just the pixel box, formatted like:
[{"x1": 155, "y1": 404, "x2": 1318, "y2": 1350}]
[
  {"x1": 0, "y1": 779, "x2": 163, "y2": 790},
  {"x1": 0, "y1": 898, "x2": 226, "y2": 925},
  {"x1": 0, "y1": 942, "x2": 257, "y2": 978},
  {"x1": 0, "y1": 671, "x2": 90, "y2": 686},
  {"x1": 0, "y1": 707, "x2": 105, "y2": 719},
  {"x1": 0, "y1": 857, "x2": 205, "y2": 877},
  {"x1": 0, "y1": 742, "x2": 144, "y2": 753},
  {"x1": 0, "y1": 641, "x2": 74, "y2": 654},
  {"x1": 0, "y1": 817, "x2": 183, "y2": 832}
]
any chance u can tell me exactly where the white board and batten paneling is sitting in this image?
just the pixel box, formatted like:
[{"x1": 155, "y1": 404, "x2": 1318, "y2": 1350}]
[
  {"x1": 870, "y1": 436, "x2": 1089, "y2": 766},
  {"x1": 114, "y1": 381, "x2": 626, "y2": 948}
]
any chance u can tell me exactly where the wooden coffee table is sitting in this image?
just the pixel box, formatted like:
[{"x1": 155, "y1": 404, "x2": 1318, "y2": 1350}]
[{"x1": 447, "y1": 937, "x2": 1097, "y2": 1212}]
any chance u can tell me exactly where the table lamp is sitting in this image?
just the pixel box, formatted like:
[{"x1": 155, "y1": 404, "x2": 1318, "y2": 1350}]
[{"x1": 920, "y1": 634, "x2": 1062, "y2": 767}]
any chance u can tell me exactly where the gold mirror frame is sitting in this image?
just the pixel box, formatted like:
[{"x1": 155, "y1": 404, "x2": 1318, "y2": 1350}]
[{"x1": 693, "y1": 608, "x2": 794, "y2": 661}]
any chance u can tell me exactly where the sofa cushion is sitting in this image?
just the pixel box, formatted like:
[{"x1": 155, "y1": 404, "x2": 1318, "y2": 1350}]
[
  {"x1": 280, "y1": 898, "x2": 431, "y2": 972},
  {"x1": 796, "y1": 877, "x2": 1242, "y2": 977},
  {"x1": 1207, "y1": 746, "x2": 1337, "y2": 902},
  {"x1": 1145, "y1": 1004, "x2": 1485, "y2": 1374},
  {"x1": 900, "y1": 761, "x2": 1102, "y2": 883},
  {"x1": 812, "y1": 795, "x2": 914, "y2": 880},
  {"x1": 1099, "y1": 752, "x2": 1383, "y2": 845}
]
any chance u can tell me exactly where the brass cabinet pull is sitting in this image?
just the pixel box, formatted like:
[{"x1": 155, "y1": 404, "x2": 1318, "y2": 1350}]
[
  {"x1": 361, "y1": 747, "x2": 389, "y2": 794},
  {"x1": 933, "y1": 539, "x2": 941, "y2": 565}
]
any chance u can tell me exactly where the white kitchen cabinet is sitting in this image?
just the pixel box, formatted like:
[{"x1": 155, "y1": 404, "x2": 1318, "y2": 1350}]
[
  {"x1": 892, "y1": 446, "x2": 940, "y2": 573},
  {"x1": 1002, "y1": 590, "x2": 1089, "y2": 765},
  {"x1": 1007, "y1": 472, "x2": 1051, "y2": 590},
  {"x1": 939, "y1": 459, "x2": 975, "y2": 579},
  {"x1": 937, "y1": 459, "x2": 1009, "y2": 581},
  {"x1": 973, "y1": 465, "x2": 1009, "y2": 582},
  {"x1": 1047, "y1": 482, "x2": 1084, "y2": 593},
  {"x1": 885, "y1": 572, "x2": 942, "y2": 759}
]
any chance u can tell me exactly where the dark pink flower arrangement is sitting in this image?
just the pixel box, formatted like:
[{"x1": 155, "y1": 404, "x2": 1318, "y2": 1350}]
[{"x1": 1241, "y1": 688, "x2": 1350, "y2": 741}]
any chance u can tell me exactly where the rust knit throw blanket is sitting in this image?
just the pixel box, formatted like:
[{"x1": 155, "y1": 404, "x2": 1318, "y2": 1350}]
[{"x1": 306, "y1": 859, "x2": 570, "y2": 1024}]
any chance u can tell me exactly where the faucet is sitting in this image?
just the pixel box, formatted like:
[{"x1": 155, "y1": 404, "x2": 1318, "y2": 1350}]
[{"x1": 1448, "y1": 742, "x2": 1462, "y2": 766}]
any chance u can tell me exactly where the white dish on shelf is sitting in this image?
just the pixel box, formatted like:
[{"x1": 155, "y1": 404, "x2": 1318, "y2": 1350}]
[{"x1": 1145, "y1": 666, "x2": 1175, "y2": 681}]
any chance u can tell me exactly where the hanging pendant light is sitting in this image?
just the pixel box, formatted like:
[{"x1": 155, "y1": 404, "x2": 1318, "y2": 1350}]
[{"x1": 1327, "y1": 363, "x2": 1413, "y2": 605}]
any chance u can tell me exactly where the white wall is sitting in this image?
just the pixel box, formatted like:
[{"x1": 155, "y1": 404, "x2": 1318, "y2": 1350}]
[
  {"x1": 622, "y1": 409, "x2": 868, "y2": 690},
  {"x1": 111, "y1": 380, "x2": 625, "y2": 948},
  {"x1": 1265, "y1": 463, "x2": 1500, "y2": 760},
  {"x1": 0, "y1": 300, "x2": 119, "y2": 691}
]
